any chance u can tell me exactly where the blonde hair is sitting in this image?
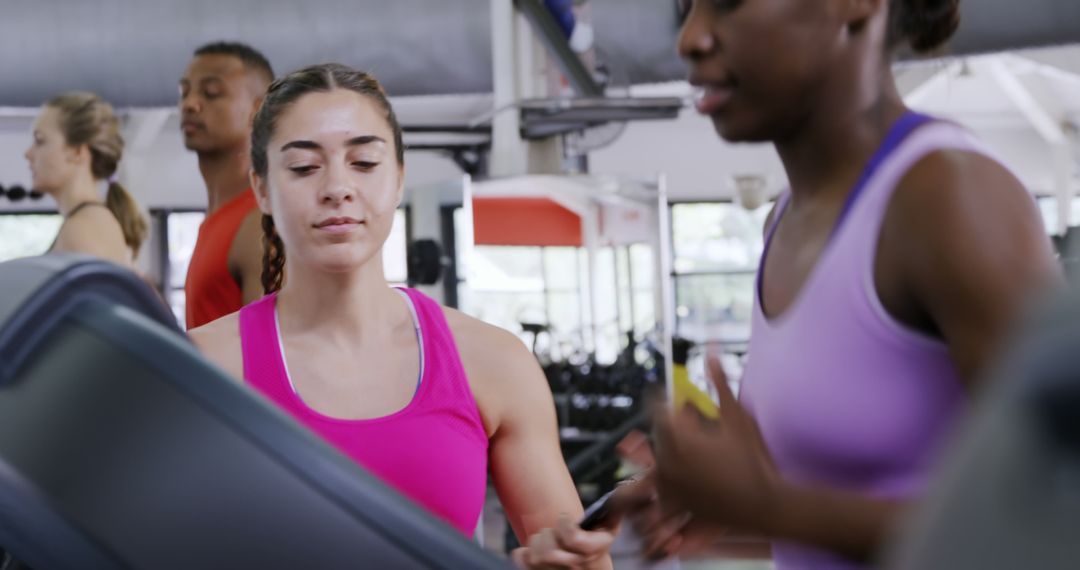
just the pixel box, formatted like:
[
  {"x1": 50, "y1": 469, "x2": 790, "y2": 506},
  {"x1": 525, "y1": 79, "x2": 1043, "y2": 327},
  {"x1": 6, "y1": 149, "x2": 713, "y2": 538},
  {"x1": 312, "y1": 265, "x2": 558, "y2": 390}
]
[{"x1": 47, "y1": 92, "x2": 148, "y2": 257}]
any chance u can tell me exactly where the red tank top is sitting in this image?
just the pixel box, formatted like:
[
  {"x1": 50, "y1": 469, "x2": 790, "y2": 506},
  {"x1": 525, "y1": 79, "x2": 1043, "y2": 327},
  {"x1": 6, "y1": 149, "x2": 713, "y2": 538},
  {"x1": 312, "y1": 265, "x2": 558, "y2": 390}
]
[{"x1": 184, "y1": 189, "x2": 257, "y2": 329}]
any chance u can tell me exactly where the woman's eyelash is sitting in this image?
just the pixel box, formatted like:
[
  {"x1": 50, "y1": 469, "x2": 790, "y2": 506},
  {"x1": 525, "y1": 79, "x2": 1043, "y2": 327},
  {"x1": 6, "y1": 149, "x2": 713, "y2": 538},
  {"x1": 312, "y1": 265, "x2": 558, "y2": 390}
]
[{"x1": 286, "y1": 162, "x2": 379, "y2": 173}]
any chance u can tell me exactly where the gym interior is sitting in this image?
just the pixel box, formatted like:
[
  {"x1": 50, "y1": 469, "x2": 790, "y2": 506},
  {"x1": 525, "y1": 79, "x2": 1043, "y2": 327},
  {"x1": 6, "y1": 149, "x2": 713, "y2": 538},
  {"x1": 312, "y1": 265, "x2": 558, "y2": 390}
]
[{"x1": 1, "y1": 1, "x2": 1078, "y2": 569}]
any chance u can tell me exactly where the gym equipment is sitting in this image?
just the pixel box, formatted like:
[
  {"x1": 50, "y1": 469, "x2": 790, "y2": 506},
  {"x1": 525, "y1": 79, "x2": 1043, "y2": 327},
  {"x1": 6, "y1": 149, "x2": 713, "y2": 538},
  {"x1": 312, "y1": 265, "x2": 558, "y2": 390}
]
[
  {"x1": 0, "y1": 254, "x2": 509, "y2": 570},
  {"x1": 0, "y1": 184, "x2": 45, "y2": 202},
  {"x1": 539, "y1": 329, "x2": 664, "y2": 497},
  {"x1": 541, "y1": 334, "x2": 661, "y2": 437},
  {"x1": 886, "y1": 290, "x2": 1080, "y2": 569},
  {"x1": 1052, "y1": 227, "x2": 1080, "y2": 279},
  {"x1": 407, "y1": 238, "x2": 445, "y2": 286},
  {"x1": 0, "y1": 186, "x2": 28, "y2": 202}
]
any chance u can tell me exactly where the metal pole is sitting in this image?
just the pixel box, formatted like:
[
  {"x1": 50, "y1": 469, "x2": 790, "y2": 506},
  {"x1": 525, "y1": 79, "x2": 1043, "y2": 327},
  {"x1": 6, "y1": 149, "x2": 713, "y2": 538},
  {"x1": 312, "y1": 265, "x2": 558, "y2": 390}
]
[
  {"x1": 626, "y1": 245, "x2": 637, "y2": 336},
  {"x1": 656, "y1": 174, "x2": 676, "y2": 403},
  {"x1": 512, "y1": 0, "x2": 603, "y2": 98}
]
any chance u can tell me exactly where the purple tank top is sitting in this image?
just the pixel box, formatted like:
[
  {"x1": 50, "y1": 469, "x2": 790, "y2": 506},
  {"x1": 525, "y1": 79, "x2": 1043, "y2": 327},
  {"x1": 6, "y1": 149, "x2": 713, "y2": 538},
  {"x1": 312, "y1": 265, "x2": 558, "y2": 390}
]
[
  {"x1": 238, "y1": 288, "x2": 488, "y2": 536},
  {"x1": 740, "y1": 115, "x2": 1000, "y2": 569}
]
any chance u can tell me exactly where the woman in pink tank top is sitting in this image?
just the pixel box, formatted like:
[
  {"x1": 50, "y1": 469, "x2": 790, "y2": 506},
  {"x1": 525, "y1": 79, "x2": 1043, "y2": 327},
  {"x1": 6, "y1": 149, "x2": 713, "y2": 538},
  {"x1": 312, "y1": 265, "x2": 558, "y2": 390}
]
[
  {"x1": 616, "y1": 1, "x2": 1063, "y2": 568},
  {"x1": 190, "y1": 64, "x2": 615, "y2": 569}
]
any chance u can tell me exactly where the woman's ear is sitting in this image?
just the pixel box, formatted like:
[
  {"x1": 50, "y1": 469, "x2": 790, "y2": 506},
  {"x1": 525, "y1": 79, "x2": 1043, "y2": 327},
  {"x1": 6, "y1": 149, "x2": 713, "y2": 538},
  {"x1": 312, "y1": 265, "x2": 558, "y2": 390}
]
[
  {"x1": 394, "y1": 165, "x2": 405, "y2": 208},
  {"x1": 844, "y1": 0, "x2": 886, "y2": 31},
  {"x1": 251, "y1": 170, "x2": 273, "y2": 215},
  {"x1": 67, "y1": 143, "x2": 90, "y2": 167}
]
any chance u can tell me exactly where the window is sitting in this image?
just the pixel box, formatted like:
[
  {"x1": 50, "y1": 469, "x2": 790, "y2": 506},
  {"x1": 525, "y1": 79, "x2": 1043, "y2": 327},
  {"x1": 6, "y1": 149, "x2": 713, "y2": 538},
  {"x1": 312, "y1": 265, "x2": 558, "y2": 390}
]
[
  {"x1": 1037, "y1": 196, "x2": 1080, "y2": 236},
  {"x1": 625, "y1": 244, "x2": 656, "y2": 337},
  {"x1": 0, "y1": 213, "x2": 63, "y2": 262},
  {"x1": 670, "y1": 202, "x2": 772, "y2": 344},
  {"x1": 456, "y1": 244, "x2": 549, "y2": 343},
  {"x1": 161, "y1": 210, "x2": 206, "y2": 329},
  {"x1": 384, "y1": 209, "x2": 409, "y2": 285},
  {"x1": 454, "y1": 207, "x2": 655, "y2": 364}
]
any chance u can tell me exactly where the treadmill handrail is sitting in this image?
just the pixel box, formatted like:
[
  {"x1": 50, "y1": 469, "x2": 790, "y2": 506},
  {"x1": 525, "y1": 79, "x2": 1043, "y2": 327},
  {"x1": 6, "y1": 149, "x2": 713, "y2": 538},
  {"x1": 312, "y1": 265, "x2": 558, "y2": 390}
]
[
  {"x1": 67, "y1": 298, "x2": 510, "y2": 569},
  {"x1": 0, "y1": 255, "x2": 180, "y2": 385}
]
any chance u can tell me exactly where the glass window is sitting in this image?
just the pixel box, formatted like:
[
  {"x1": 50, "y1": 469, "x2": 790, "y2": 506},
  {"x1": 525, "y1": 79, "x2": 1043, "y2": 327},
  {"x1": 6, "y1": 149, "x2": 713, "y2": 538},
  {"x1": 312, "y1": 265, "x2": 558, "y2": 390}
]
[
  {"x1": 459, "y1": 288, "x2": 547, "y2": 336},
  {"x1": 452, "y1": 206, "x2": 658, "y2": 364},
  {"x1": 591, "y1": 247, "x2": 620, "y2": 363},
  {"x1": 163, "y1": 211, "x2": 205, "y2": 328},
  {"x1": 543, "y1": 247, "x2": 580, "y2": 292},
  {"x1": 672, "y1": 202, "x2": 771, "y2": 273},
  {"x1": 454, "y1": 206, "x2": 472, "y2": 283},
  {"x1": 670, "y1": 202, "x2": 772, "y2": 343},
  {"x1": 0, "y1": 214, "x2": 63, "y2": 262},
  {"x1": 616, "y1": 247, "x2": 633, "y2": 334},
  {"x1": 675, "y1": 272, "x2": 756, "y2": 344},
  {"x1": 626, "y1": 243, "x2": 655, "y2": 333},
  {"x1": 384, "y1": 209, "x2": 408, "y2": 285},
  {"x1": 629, "y1": 243, "x2": 654, "y2": 290},
  {"x1": 633, "y1": 291, "x2": 656, "y2": 336},
  {"x1": 1037, "y1": 196, "x2": 1080, "y2": 236},
  {"x1": 459, "y1": 246, "x2": 545, "y2": 333},
  {"x1": 545, "y1": 290, "x2": 585, "y2": 354},
  {"x1": 457, "y1": 243, "x2": 657, "y2": 364},
  {"x1": 166, "y1": 212, "x2": 205, "y2": 290}
]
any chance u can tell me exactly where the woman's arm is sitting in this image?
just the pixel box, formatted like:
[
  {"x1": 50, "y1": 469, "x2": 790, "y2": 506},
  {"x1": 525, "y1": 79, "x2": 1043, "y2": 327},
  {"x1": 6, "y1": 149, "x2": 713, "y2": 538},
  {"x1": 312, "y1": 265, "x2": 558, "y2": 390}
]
[
  {"x1": 450, "y1": 311, "x2": 615, "y2": 569},
  {"x1": 882, "y1": 150, "x2": 1063, "y2": 384}
]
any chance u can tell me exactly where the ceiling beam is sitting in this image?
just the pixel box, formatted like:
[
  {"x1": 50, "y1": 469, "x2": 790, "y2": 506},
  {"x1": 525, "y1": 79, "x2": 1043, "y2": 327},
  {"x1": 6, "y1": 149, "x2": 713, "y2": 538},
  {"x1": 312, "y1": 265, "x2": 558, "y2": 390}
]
[
  {"x1": 513, "y1": 0, "x2": 603, "y2": 98},
  {"x1": 901, "y1": 60, "x2": 962, "y2": 108},
  {"x1": 982, "y1": 58, "x2": 1068, "y2": 146}
]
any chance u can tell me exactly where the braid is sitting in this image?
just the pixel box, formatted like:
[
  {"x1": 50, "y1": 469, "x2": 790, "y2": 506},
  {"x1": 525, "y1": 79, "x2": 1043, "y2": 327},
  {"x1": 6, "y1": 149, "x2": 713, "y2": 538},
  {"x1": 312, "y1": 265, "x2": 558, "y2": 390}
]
[{"x1": 261, "y1": 214, "x2": 286, "y2": 294}]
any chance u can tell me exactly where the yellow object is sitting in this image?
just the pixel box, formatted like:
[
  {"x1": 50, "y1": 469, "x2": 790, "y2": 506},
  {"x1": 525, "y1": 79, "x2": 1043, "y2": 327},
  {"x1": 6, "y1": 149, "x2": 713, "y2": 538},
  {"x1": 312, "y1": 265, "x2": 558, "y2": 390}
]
[{"x1": 672, "y1": 363, "x2": 719, "y2": 419}]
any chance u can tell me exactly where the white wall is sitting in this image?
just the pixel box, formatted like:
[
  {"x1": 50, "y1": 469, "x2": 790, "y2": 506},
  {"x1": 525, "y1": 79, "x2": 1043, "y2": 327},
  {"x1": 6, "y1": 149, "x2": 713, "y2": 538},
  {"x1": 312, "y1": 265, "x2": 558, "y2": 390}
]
[{"x1": 591, "y1": 106, "x2": 784, "y2": 202}]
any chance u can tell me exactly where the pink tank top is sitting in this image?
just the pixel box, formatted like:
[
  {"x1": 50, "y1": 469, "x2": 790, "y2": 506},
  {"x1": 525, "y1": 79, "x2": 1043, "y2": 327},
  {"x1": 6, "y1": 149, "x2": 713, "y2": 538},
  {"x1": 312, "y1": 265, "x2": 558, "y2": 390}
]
[
  {"x1": 740, "y1": 115, "x2": 1005, "y2": 569},
  {"x1": 238, "y1": 288, "x2": 488, "y2": 536}
]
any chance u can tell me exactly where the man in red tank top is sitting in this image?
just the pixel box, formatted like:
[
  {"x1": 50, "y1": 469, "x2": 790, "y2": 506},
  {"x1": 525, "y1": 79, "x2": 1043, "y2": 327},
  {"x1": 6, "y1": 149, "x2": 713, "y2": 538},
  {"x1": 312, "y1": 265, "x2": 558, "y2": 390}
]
[{"x1": 178, "y1": 42, "x2": 274, "y2": 329}]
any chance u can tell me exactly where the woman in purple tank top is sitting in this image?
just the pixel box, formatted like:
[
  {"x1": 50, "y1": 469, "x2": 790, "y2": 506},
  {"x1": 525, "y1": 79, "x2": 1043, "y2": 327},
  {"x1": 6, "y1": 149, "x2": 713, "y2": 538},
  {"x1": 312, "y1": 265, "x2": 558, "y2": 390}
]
[
  {"x1": 616, "y1": 1, "x2": 1063, "y2": 568},
  {"x1": 189, "y1": 64, "x2": 615, "y2": 569}
]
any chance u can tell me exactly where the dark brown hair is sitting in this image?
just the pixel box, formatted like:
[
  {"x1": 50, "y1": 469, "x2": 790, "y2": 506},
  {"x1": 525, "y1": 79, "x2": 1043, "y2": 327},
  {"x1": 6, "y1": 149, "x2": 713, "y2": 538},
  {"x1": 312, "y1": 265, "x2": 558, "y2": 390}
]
[
  {"x1": 47, "y1": 92, "x2": 148, "y2": 256},
  {"x1": 250, "y1": 63, "x2": 404, "y2": 294},
  {"x1": 889, "y1": 0, "x2": 961, "y2": 54}
]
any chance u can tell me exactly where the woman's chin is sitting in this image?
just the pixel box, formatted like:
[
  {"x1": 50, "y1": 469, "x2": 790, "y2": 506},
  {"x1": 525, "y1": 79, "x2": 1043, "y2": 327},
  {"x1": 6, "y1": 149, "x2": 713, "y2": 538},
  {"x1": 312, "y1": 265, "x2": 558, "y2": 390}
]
[{"x1": 309, "y1": 251, "x2": 377, "y2": 276}]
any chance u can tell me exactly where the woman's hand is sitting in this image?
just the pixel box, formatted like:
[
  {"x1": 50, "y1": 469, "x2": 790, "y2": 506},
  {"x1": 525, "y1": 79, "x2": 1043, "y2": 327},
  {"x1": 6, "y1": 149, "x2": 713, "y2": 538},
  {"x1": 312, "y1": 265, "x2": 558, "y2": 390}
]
[
  {"x1": 613, "y1": 471, "x2": 729, "y2": 560},
  {"x1": 511, "y1": 516, "x2": 616, "y2": 570},
  {"x1": 650, "y1": 354, "x2": 781, "y2": 534}
]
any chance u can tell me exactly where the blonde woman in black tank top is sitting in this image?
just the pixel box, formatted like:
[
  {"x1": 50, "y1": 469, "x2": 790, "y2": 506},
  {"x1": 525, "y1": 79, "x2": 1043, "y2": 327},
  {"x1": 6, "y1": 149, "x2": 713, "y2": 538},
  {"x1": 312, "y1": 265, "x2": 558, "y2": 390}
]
[{"x1": 25, "y1": 92, "x2": 147, "y2": 267}]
